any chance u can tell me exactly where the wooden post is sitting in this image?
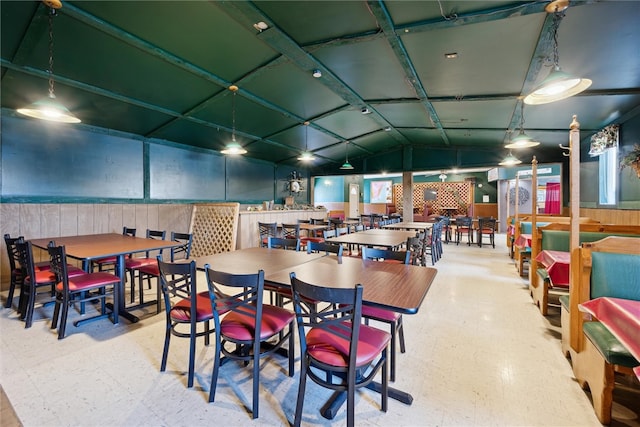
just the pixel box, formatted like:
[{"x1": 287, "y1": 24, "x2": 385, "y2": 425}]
[
  {"x1": 568, "y1": 115, "x2": 583, "y2": 352},
  {"x1": 529, "y1": 156, "x2": 538, "y2": 290}
]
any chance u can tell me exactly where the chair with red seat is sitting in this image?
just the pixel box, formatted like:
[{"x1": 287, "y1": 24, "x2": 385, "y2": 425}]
[
  {"x1": 92, "y1": 226, "x2": 136, "y2": 272},
  {"x1": 455, "y1": 216, "x2": 474, "y2": 246},
  {"x1": 258, "y1": 222, "x2": 278, "y2": 247},
  {"x1": 157, "y1": 258, "x2": 214, "y2": 388},
  {"x1": 267, "y1": 236, "x2": 300, "y2": 251},
  {"x1": 47, "y1": 242, "x2": 120, "y2": 339},
  {"x1": 360, "y1": 246, "x2": 410, "y2": 382},
  {"x1": 289, "y1": 273, "x2": 389, "y2": 427},
  {"x1": 125, "y1": 229, "x2": 166, "y2": 303},
  {"x1": 476, "y1": 217, "x2": 497, "y2": 248},
  {"x1": 297, "y1": 218, "x2": 324, "y2": 249},
  {"x1": 204, "y1": 266, "x2": 295, "y2": 419},
  {"x1": 136, "y1": 232, "x2": 193, "y2": 314},
  {"x1": 4, "y1": 234, "x2": 25, "y2": 311}
]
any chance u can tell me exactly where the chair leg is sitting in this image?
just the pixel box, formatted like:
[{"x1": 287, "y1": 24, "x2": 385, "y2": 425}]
[
  {"x1": 208, "y1": 334, "x2": 222, "y2": 403},
  {"x1": 398, "y1": 316, "x2": 405, "y2": 354},
  {"x1": 160, "y1": 321, "x2": 172, "y2": 372},
  {"x1": 390, "y1": 322, "x2": 397, "y2": 382},
  {"x1": 58, "y1": 297, "x2": 70, "y2": 339},
  {"x1": 188, "y1": 321, "x2": 196, "y2": 388},
  {"x1": 293, "y1": 359, "x2": 308, "y2": 427},
  {"x1": 252, "y1": 339, "x2": 261, "y2": 418}
]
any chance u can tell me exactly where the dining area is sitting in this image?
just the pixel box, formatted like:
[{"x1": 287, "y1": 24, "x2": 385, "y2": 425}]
[{"x1": 1, "y1": 220, "x2": 624, "y2": 426}]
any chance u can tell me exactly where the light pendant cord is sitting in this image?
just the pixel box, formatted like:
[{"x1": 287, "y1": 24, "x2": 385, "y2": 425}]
[{"x1": 47, "y1": 8, "x2": 56, "y2": 98}]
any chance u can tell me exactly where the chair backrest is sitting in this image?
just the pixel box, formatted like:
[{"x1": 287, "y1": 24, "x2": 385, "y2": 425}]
[
  {"x1": 354, "y1": 224, "x2": 365, "y2": 232},
  {"x1": 406, "y1": 236, "x2": 424, "y2": 266},
  {"x1": 306, "y1": 241, "x2": 344, "y2": 257},
  {"x1": 323, "y1": 229, "x2": 337, "y2": 239},
  {"x1": 123, "y1": 227, "x2": 136, "y2": 237},
  {"x1": 361, "y1": 246, "x2": 410, "y2": 264},
  {"x1": 46, "y1": 242, "x2": 70, "y2": 291},
  {"x1": 170, "y1": 232, "x2": 193, "y2": 261},
  {"x1": 143, "y1": 229, "x2": 166, "y2": 258},
  {"x1": 328, "y1": 217, "x2": 343, "y2": 230},
  {"x1": 289, "y1": 272, "x2": 363, "y2": 369},
  {"x1": 204, "y1": 266, "x2": 266, "y2": 330},
  {"x1": 258, "y1": 222, "x2": 278, "y2": 240},
  {"x1": 156, "y1": 258, "x2": 198, "y2": 316},
  {"x1": 478, "y1": 217, "x2": 496, "y2": 232},
  {"x1": 267, "y1": 236, "x2": 300, "y2": 251},
  {"x1": 4, "y1": 234, "x2": 23, "y2": 273},
  {"x1": 281, "y1": 223, "x2": 300, "y2": 239},
  {"x1": 297, "y1": 219, "x2": 311, "y2": 224},
  {"x1": 336, "y1": 226, "x2": 349, "y2": 236},
  {"x1": 14, "y1": 239, "x2": 36, "y2": 284},
  {"x1": 456, "y1": 217, "x2": 473, "y2": 227}
]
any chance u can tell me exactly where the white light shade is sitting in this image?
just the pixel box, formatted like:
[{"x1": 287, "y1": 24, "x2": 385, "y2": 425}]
[
  {"x1": 17, "y1": 95, "x2": 81, "y2": 123},
  {"x1": 221, "y1": 140, "x2": 247, "y2": 155},
  {"x1": 524, "y1": 67, "x2": 592, "y2": 105},
  {"x1": 499, "y1": 152, "x2": 522, "y2": 166},
  {"x1": 505, "y1": 130, "x2": 540, "y2": 149},
  {"x1": 297, "y1": 151, "x2": 315, "y2": 161}
]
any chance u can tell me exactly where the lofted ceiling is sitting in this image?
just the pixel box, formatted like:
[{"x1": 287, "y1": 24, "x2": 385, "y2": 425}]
[{"x1": 1, "y1": 1, "x2": 639, "y2": 175}]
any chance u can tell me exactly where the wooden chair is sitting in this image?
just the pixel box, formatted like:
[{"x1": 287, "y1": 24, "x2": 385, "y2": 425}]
[
  {"x1": 360, "y1": 246, "x2": 410, "y2": 382},
  {"x1": 47, "y1": 242, "x2": 120, "y2": 339},
  {"x1": 157, "y1": 259, "x2": 214, "y2": 388},
  {"x1": 289, "y1": 273, "x2": 389, "y2": 427},
  {"x1": 267, "y1": 236, "x2": 300, "y2": 251},
  {"x1": 204, "y1": 266, "x2": 294, "y2": 419},
  {"x1": 454, "y1": 216, "x2": 473, "y2": 246}
]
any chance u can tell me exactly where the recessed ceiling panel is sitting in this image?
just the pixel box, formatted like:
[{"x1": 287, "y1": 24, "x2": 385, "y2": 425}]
[
  {"x1": 315, "y1": 110, "x2": 382, "y2": 140},
  {"x1": 434, "y1": 99, "x2": 518, "y2": 129},
  {"x1": 374, "y1": 102, "x2": 433, "y2": 128}
]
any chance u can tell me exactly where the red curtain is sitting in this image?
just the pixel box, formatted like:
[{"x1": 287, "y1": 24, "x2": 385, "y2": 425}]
[{"x1": 544, "y1": 182, "x2": 561, "y2": 214}]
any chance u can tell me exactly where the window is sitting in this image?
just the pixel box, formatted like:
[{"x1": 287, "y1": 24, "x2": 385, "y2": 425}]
[{"x1": 598, "y1": 146, "x2": 617, "y2": 205}]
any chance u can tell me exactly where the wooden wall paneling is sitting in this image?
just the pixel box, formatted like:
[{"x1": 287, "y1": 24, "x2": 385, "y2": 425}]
[
  {"x1": 474, "y1": 203, "x2": 498, "y2": 219},
  {"x1": 60, "y1": 204, "x2": 79, "y2": 237},
  {"x1": 147, "y1": 204, "x2": 160, "y2": 232},
  {"x1": 134, "y1": 204, "x2": 149, "y2": 235},
  {"x1": 107, "y1": 204, "x2": 124, "y2": 234},
  {"x1": 580, "y1": 208, "x2": 640, "y2": 225},
  {"x1": 122, "y1": 204, "x2": 137, "y2": 231},
  {"x1": 94, "y1": 204, "x2": 110, "y2": 233},
  {"x1": 77, "y1": 204, "x2": 95, "y2": 235},
  {"x1": 20, "y1": 204, "x2": 41, "y2": 239},
  {"x1": 40, "y1": 204, "x2": 61, "y2": 239},
  {"x1": 0, "y1": 204, "x2": 20, "y2": 284}
]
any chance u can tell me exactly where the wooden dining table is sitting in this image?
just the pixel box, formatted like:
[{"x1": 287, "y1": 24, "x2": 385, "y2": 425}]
[
  {"x1": 327, "y1": 228, "x2": 415, "y2": 250},
  {"x1": 382, "y1": 222, "x2": 432, "y2": 231},
  {"x1": 579, "y1": 297, "x2": 640, "y2": 380},
  {"x1": 194, "y1": 246, "x2": 437, "y2": 417},
  {"x1": 31, "y1": 233, "x2": 180, "y2": 323}
]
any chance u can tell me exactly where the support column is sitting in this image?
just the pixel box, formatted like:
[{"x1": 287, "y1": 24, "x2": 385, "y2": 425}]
[{"x1": 402, "y1": 172, "x2": 413, "y2": 223}]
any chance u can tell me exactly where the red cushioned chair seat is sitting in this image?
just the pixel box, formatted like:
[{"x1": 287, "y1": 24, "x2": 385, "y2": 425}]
[
  {"x1": 170, "y1": 291, "x2": 214, "y2": 322},
  {"x1": 361, "y1": 305, "x2": 401, "y2": 322},
  {"x1": 307, "y1": 322, "x2": 390, "y2": 367},
  {"x1": 221, "y1": 304, "x2": 295, "y2": 341},
  {"x1": 31, "y1": 270, "x2": 56, "y2": 284},
  {"x1": 137, "y1": 264, "x2": 159, "y2": 277},
  {"x1": 55, "y1": 272, "x2": 120, "y2": 293},
  {"x1": 34, "y1": 261, "x2": 51, "y2": 271},
  {"x1": 300, "y1": 237, "x2": 324, "y2": 244},
  {"x1": 125, "y1": 257, "x2": 156, "y2": 269}
]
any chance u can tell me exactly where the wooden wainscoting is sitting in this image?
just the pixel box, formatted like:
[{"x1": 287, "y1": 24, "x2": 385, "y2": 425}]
[
  {"x1": 0, "y1": 203, "x2": 193, "y2": 289},
  {"x1": 474, "y1": 203, "x2": 498, "y2": 219},
  {"x1": 579, "y1": 208, "x2": 640, "y2": 225}
]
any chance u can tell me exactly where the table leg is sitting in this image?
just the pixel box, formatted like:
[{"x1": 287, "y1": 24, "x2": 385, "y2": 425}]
[
  {"x1": 105, "y1": 255, "x2": 139, "y2": 324},
  {"x1": 320, "y1": 383, "x2": 413, "y2": 420}
]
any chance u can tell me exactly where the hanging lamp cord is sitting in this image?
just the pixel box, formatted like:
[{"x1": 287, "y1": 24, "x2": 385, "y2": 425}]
[
  {"x1": 231, "y1": 91, "x2": 236, "y2": 141},
  {"x1": 47, "y1": 8, "x2": 56, "y2": 98},
  {"x1": 551, "y1": 10, "x2": 565, "y2": 68}
]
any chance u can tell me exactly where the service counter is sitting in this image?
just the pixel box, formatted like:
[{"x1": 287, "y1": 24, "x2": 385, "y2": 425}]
[{"x1": 237, "y1": 209, "x2": 327, "y2": 249}]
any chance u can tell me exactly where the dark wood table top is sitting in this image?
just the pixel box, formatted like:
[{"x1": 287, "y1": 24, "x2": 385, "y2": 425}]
[
  {"x1": 195, "y1": 247, "x2": 437, "y2": 314},
  {"x1": 266, "y1": 255, "x2": 436, "y2": 314},
  {"x1": 195, "y1": 246, "x2": 324, "y2": 275},
  {"x1": 328, "y1": 229, "x2": 414, "y2": 248},
  {"x1": 30, "y1": 233, "x2": 180, "y2": 261}
]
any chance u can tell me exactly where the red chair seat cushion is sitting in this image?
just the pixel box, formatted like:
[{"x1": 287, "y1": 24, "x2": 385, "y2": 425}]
[
  {"x1": 221, "y1": 304, "x2": 294, "y2": 341},
  {"x1": 307, "y1": 322, "x2": 391, "y2": 367},
  {"x1": 137, "y1": 264, "x2": 159, "y2": 277},
  {"x1": 170, "y1": 291, "x2": 214, "y2": 322},
  {"x1": 56, "y1": 272, "x2": 120, "y2": 292},
  {"x1": 125, "y1": 258, "x2": 156, "y2": 269},
  {"x1": 361, "y1": 305, "x2": 401, "y2": 322},
  {"x1": 34, "y1": 261, "x2": 51, "y2": 271},
  {"x1": 300, "y1": 237, "x2": 324, "y2": 244},
  {"x1": 32, "y1": 270, "x2": 56, "y2": 284}
]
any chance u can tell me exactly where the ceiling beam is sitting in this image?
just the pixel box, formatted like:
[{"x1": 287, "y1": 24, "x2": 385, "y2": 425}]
[{"x1": 368, "y1": 0, "x2": 450, "y2": 146}]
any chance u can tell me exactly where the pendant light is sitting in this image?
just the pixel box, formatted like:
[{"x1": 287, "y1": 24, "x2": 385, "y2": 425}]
[
  {"x1": 17, "y1": 3, "x2": 81, "y2": 124},
  {"x1": 297, "y1": 121, "x2": 315, "y2": 161},
  {"x1": 339, "y1": 141, "x2": 354, "y2": 170},
  {"x1": 438, "y1": 172, "x2": 447, "y2": 182},
  {"x1": 221, "y1": 85, "x2": 247, "y2": 155},
  {"x1": 505, "y1": 101, "x2": 540, "y2": 149},
  {"x1": 499, "y1": 151, "x2": 522, "y2": 166},
  {"x1": 523, "y1": 3, "x2": 591, "y2": 105}
]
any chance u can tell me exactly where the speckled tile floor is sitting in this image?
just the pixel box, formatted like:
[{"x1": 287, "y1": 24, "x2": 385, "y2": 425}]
[{"x1": 1, "y1": 234, "x2": 639, "y2": 426}]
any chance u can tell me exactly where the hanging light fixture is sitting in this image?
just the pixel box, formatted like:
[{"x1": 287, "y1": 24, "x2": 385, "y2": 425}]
[
  {"x1": 221, "y1": 85, "x2": 247, "y2": 155},
  {"x1": 17, "y1": 2, "x2": 81, "y2": 124},
  {"x1": 523, "y1": 3, "x2": 591, "y2": 105},
  {"x1": 438, "y1": 171, "x2": 447, "y2": 182},
  {"x1": 505, "y1": 101, "x2": 540, "y2": 149},
  {"x1": 339, "y1": 141, "x2": 354, "y2": 170},
  {"x1": 297, "y1": 121, "x2": 315, "y2": 161},
  {"x1": 499, "y1": 151, "x2": 523, "y2": 166}
]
